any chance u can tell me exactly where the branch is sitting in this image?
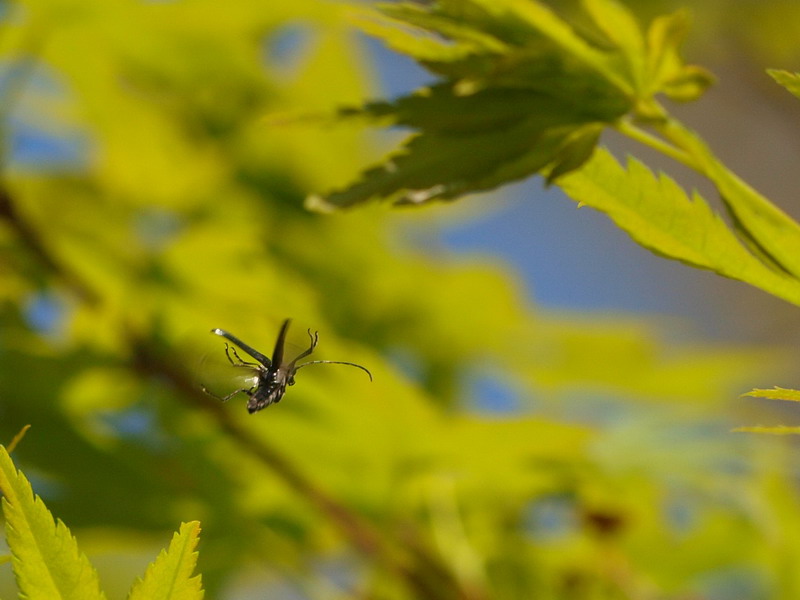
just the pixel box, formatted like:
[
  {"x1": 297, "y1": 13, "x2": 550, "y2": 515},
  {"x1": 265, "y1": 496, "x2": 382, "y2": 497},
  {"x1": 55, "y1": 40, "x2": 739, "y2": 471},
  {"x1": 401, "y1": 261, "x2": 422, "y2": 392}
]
[
  {"x1": 0, "y1": 182, "x2": 479, "y2": 599},
  {"x1": 129, "y1": 337, "x2": 480, "y2": 600},
  {"x1": 0, "y1": 185, "x2": 100, "y2": 305}
]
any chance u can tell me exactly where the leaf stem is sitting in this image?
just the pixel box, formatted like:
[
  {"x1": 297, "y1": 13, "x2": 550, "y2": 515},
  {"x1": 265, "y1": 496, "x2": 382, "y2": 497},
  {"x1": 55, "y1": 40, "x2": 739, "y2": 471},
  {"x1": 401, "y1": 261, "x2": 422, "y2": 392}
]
[
  {"x1": 615, "y1": 117, "x2": 696, "y2": 169},
  {"x1": 653, "y1": 115, "x2": 800, "y2": 278}
]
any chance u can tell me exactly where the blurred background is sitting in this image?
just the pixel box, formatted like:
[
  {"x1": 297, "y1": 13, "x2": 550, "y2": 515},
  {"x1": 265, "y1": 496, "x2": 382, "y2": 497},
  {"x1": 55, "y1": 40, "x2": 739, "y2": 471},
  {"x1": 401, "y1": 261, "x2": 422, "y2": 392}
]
[{"x1": 2, "y1": 1, "x2": 800, "y2": 599}]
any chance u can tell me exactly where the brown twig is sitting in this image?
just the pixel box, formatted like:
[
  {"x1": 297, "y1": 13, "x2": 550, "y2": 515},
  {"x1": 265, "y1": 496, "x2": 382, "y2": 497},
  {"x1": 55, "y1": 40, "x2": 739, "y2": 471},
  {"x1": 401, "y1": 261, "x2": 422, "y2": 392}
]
[
  {"x1": 1, "y1": 176, "x2": 480, "y2": 598},
  {"x1": 130, "y1": 337, "x2": 479, "y2": 599},
  {"x1": 0, "y1": 186, "x2": 100, "y2": 305}
]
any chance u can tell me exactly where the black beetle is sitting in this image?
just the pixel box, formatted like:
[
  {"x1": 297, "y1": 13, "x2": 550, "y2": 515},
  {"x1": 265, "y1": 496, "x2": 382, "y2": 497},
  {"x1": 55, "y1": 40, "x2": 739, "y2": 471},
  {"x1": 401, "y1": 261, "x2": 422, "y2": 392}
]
[{"x1": 201, "y1": 319, "x2": 372, "y2": 413}]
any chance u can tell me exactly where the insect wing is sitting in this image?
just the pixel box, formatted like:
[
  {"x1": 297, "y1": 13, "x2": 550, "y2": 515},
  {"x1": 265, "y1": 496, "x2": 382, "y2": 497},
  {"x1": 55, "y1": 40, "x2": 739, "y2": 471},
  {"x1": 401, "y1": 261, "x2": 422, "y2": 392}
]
[
  {"x1": 200, "y1": 349, "x2": 259, "y2": 385},
  {"x1": 270, "y1": 319, "x2": 292, "y2": 368}
]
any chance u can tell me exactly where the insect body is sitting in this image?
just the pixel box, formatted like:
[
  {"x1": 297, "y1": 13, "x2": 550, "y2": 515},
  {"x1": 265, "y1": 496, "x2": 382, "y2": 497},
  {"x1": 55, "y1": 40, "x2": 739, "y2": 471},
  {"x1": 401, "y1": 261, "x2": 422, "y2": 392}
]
[{"x1": 201, "y1": 319, "x2": 372, "y2": 413}]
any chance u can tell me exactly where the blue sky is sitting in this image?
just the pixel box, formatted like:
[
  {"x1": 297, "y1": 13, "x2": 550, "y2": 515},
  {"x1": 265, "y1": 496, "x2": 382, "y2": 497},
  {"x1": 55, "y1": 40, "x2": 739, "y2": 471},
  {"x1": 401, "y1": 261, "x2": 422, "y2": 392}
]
[{"x1": 361, "y1": 34, "x2": 739, "y2": 341}]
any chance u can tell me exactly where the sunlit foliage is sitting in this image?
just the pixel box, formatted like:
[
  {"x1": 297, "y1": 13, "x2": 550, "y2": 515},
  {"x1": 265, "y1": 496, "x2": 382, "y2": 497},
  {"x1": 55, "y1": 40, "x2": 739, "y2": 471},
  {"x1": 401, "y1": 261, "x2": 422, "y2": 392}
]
[{"x1": 0, "y1": 1, "x2": 799, "y2": 599}]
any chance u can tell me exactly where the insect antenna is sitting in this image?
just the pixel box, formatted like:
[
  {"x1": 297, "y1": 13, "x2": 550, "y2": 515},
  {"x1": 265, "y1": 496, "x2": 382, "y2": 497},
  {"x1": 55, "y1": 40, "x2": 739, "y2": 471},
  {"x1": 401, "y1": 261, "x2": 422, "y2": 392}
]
[
  {"x1": 294, "y1": 359, "x2": 373, "y2": 381},
  {"x1": 211, "y1": 328, "x2": 271, "y2": 367}
]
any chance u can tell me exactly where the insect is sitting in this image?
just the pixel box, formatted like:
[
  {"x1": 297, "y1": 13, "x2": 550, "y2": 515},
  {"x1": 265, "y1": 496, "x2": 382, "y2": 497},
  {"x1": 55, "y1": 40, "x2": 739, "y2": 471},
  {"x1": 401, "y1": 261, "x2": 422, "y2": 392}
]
[{"x1": 201, "y1": 319, "x2": 372, "y2": 413}]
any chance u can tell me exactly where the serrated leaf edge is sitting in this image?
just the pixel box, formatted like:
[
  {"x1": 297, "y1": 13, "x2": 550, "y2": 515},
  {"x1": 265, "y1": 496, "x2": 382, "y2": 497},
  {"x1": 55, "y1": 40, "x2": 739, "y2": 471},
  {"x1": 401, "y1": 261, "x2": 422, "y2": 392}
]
[
  {"x1": 0, "y1": 445, "x2": 107, "y2": 600},
  {"x1": 126, "y1": 521, "x2": 203, "y2": 600}
]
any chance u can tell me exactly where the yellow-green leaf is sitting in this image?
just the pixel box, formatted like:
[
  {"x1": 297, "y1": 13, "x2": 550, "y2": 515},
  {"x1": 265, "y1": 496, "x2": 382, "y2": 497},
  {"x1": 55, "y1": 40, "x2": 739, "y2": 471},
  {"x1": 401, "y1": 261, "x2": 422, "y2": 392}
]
[
  {"x1": 733, "y1": 426, "x2": 800, "y2": 435},
  {"x1": 127, "y1": 521, "x2": 203, "y2": 600},
  {"x1": 583, "y1": 0, "x2": 645, "y2": 91},
  {"x1": 0, "y1": 446, "x2": 106, "y2": 600},
  {"x1": 643, "y1": 9, "x2": 712, "y2": 102},
  {"x1": 659, "y1": 119, "x2": 800, "y2": 281},
  {"x1": 768, "y1": 69, "x2": 800, "y2": 100},
  {"x1": 660, "y1": 64, "x2": 715, "y2": 102},
  {"x1": 742, "y1": 387, "x2": 800, "y2": 402},
  {"x1": 6, "y1": 425, "x2": 30, "y2": 454},
  {"x1": 584, "y1": 0, "x2": 643, "y2": 54},
  {"x1": 557, "y1": 148, "x2": 800, "y2": 306}
]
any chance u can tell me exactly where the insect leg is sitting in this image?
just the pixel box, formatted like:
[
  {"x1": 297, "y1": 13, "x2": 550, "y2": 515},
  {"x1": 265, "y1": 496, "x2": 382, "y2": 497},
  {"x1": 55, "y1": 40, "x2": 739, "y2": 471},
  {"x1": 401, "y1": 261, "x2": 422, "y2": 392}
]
[
  {"x1": 225, "y1": 343, "x2": 259, "y2": 367},
  {"x1": 200, "y1": 383, "x2": 255, "y2": 403},
  {"x1": 290, "y1": 329, "x2": 319, "y2": 364}
]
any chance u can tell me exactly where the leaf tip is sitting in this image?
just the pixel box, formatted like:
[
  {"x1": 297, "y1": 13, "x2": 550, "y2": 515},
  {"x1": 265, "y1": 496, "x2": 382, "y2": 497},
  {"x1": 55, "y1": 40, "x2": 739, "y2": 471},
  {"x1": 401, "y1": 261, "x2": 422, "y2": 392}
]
[
  {"x1": 304, "y1": 194, "x2": 338, "y2": 213},
  {"x1": 7, "y1": 425, "x2": 31, "y2": 454}
]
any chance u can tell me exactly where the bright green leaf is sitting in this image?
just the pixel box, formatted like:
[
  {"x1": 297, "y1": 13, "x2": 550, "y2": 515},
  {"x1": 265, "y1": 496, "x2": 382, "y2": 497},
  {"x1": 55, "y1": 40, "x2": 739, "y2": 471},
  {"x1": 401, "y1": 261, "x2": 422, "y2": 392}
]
[
  {"x1": 742, "y1": 387, "x2": 800, "y2": 402},
  {"x1": 733, "y1": 426, "x2": 800, "y2": 435},
  {"x1": 660, "y1": 64, "x2": 715, "y2": 101},
  {"x1": 351, "y1": 3, "x2": 508, "y2": 67},
  {"x1": 645, "y1": 9, "x2": 686, "y2": 94},
  {"x1": 583, "y1": 0, "x2": 645, "y2": 90},
  {"x1": 319, "y1": 0, "x2": 711, "y2": 209},
  {"x1": 655, "y1": 119, "x2": 800, "y2": 282},
  {"x1": 0, "y1": 446, "x2": 106, "y2": 600},
  {"x1": 1, "y1": 0, "x2": 798, "y2": 597},
  {"x1": 768, "y1": 68, "x2": 800, "y2": 99},
  {"x1": 371, "y1": 0, "x2": 634, "y2": 98},
  {"x1": 557, "y1": 148, "x2": 800, "y2": 305},
  {"x1": 584, "y1": 0, "x2": 644, "y2": 55},
  {"x1": 644, "y1": 9, "x2": 713, "y2": 101},
  {"x1": 6, "y1": 425, "x2": 30, "y2": 454},
  {"x1": 485, "y1": 0, "x2": 633, "y2": 95},
  {"x1": 127, "y1": 521, "x2": 203, "y2": 600}
]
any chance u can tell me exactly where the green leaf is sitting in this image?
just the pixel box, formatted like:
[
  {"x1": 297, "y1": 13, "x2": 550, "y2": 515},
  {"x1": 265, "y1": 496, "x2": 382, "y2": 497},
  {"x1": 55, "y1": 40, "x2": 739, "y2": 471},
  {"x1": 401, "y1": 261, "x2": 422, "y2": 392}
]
[
  {"x1": 309, "y1": 123, "x2": 575, "y2": 208},
  {"x1": 310, "y1": 82, "x2": 628, "y2": 208},
  {"x1": 127, "y1": 521, "x2": 203, "y2": 600},
  {"x1": 0, "y1": 445, "x2": 106, "y2": 600},
  {"x1": 373, "y1": 0, "x2": 632, "y2": 91},
  {"x1": 742, "y1": 387, "x2": 800, "y2": 402},
  {"x1": 488, "y1": 0, "x2": 633, "y2": 94},
  {"x1": 349, "y1": 84, "x2": 614, "y2": 134},
  {"x1": 583, "y1": 0, "x2": 645, "y2": 90},
  {"x1": 660, "y1": 64, "x2": 715, "y2": 102},
  {"x1": 733, "y1": 426, "x2": 800, "y2": 435},
  {"x1": 351, "y1": 4, "x2": 509, "y2": 68},
  {"x1": 5, "y1": 424, "x2": 30, "y2": 454},
  {"x1": 316, "y1": 0, "x2": 706, "y2": 209},
  {"x1": 768, "y1": 69, "x2": 800, "y2": 99},
  {"x1": 585, "y1": 0, "x2": 643, "y2": 55},
  {"x1": 557, "y1": 148, "x2": 800, "y2": 305},
  {"x1": 644, "y1": 10, "x2": 714, "y2": 102},
  {"x1": 661, "y1": 120, "x2": 800, "y2": 281},
  {"x1": 545, "y1": 123, "x2": 603, "y2": 184}
]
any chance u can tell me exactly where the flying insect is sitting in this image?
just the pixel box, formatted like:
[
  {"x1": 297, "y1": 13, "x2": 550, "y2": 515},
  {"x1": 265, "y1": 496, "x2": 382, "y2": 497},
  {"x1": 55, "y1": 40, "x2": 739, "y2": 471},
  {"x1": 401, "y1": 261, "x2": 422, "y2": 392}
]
[{"x1": 201, "y1": 319, "x2": 372, "y2": 413}]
